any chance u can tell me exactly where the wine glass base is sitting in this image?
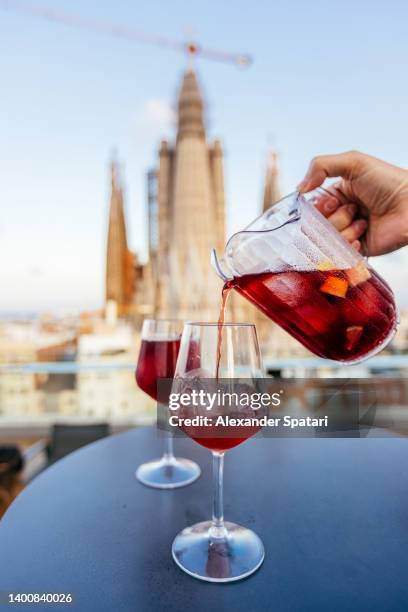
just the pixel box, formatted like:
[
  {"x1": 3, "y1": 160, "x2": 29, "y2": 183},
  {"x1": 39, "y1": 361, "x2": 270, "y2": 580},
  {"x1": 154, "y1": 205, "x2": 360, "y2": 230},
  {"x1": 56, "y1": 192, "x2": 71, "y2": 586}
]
[
  {"x1": 172, "y1": 520, "x2": 264, "y2": 582},
  {"x1": 136, "y1": 456, "x2": 201, "y2": 489}
]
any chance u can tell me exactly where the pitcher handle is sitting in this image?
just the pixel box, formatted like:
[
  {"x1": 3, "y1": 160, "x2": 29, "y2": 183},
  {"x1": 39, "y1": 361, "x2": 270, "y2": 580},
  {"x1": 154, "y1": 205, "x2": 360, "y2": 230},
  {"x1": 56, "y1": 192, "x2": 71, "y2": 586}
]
[{"x1": 211, "y1": 248, "x2": 232, "y2": 282}]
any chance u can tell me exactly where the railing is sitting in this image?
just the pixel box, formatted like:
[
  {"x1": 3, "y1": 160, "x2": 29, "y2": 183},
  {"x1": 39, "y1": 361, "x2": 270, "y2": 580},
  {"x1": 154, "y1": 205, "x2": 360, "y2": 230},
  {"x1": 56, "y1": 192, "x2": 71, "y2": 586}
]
[
  {"x1": 0, "y1": 362, "x2": 155, "y2": 437},
  {"x1": 1, "y1": 355, "x2": 407, "y2": 437},
  {"x1": 2, "y1": 354, "x2": 408, "y2": 374}
]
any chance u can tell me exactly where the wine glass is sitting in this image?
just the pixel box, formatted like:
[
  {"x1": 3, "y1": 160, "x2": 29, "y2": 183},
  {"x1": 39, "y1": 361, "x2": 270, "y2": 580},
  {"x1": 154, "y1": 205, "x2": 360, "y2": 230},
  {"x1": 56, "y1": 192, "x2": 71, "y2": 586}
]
[
  {"x1": 171, "y1": 322, "x2": 265, "y2": 582},
  {"x1": 135, "y1": 319, "x2": 201, "y2": 489}
]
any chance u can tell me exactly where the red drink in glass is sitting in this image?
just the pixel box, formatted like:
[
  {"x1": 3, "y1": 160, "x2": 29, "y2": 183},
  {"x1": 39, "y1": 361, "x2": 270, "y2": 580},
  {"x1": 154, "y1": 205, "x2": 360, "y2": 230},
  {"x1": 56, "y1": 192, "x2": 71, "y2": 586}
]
[
  {"x1": 225, "y1": 263, "x2": 397, "y2": 362},
  {"x1": 134, "y1": 319, "x2": 200, "y2": 490},
  {"x1": 135, "y1": 338, "x2": 180, "y2": 400},
  {"x1": 180, "y1": 412, "x2": 261, "y2": 452},
  {"x1": 188, "y1": 431, "x2": 260, "y2": 453}
]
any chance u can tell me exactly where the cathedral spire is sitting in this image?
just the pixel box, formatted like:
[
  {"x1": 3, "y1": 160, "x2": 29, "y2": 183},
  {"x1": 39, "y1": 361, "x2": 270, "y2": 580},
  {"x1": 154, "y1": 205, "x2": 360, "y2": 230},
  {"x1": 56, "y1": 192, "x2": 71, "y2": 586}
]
[
  {"x1": 110, "y1": 154, "x2": 119, "y2": 192},
  {"x1": 177, "y1": 69, "x2": 205, "y2": 140},
  {"x1": 106, "y1": 153, "x2": 133, "y2": 311},
  {"x1": 262, "y1": 150, "x2": 281, "y2": 212}
]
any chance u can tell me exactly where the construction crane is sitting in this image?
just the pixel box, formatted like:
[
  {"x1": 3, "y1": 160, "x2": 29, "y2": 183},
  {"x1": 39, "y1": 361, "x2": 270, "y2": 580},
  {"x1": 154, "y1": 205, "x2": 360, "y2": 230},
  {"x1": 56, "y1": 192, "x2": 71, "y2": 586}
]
[{"x1": 0, "y1": 0, "x2": 253, "y2": 67}]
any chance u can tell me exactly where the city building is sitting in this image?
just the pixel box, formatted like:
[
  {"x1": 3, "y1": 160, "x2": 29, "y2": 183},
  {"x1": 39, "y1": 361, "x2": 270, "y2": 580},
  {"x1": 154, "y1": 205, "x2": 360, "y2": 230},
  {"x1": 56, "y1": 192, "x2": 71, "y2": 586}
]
[
  {"x1": 0, "y1": 322, "x2": 76, "y2": 419},
  {"x1": 77, "y1": 318, "x2": 152, "y2": 423}
]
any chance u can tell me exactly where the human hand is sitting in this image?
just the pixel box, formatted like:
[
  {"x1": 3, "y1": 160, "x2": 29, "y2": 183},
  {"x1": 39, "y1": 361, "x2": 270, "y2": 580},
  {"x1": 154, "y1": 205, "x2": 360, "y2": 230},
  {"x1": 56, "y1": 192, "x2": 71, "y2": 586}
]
[{"x1": 297, "y1": 151, "x2": 408, "y2": 256}]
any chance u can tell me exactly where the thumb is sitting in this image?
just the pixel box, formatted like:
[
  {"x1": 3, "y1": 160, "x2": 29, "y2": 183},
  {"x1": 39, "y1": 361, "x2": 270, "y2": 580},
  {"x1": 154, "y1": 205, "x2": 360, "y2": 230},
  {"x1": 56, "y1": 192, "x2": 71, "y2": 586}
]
[{"x1": 297, "y1": 151, "x2": 363, "y2": 193}]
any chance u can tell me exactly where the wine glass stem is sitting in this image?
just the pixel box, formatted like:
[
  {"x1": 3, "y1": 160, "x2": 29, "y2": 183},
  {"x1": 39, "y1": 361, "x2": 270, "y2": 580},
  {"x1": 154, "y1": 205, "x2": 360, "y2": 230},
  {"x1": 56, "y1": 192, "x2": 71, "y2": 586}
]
[
  {"x1": 164, "y1": 432, "x2": 175, "y2": 461},
  {"x1": 210, "y1": 451, "x2": 227, "y2": 539}
]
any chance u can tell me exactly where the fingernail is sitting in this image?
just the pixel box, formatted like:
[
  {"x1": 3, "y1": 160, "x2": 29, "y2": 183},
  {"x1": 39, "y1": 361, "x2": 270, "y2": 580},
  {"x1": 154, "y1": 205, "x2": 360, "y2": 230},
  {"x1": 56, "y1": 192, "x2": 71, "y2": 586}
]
[
  {"x1": 354, "y1": 219, "x2": 368, "y2": 231},
  {"x1": 296, "y1": 179, "x2": 309, "y2": 193},
  {"x1": 324, "y1": 198, "x2": 338, "y2": 213}
]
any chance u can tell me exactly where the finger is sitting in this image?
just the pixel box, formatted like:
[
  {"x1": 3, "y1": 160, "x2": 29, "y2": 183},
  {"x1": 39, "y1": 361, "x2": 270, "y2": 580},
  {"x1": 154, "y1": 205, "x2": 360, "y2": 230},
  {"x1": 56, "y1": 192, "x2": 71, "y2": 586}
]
[
  {"x1": 352, "y1": 240, "x2": 362, "y2": 252},
  {"x1": 328, "y1": 183, "x2": 351, "y2": 206},
  {"x1": 311, "y1": 182, "x2": 351, "y2": 217},
  {"x1": 341, "y1": 219, "x2": 368, "y2": 243},
  {"x1": 314, "y1": 191, "x2": 341, "y2": 216},
  {"x1": 297, "y1": 151, "x2": 364, "y2": 192},
  {"x1": 327, "y1": 203, "x2": 357, "y2": 232}
]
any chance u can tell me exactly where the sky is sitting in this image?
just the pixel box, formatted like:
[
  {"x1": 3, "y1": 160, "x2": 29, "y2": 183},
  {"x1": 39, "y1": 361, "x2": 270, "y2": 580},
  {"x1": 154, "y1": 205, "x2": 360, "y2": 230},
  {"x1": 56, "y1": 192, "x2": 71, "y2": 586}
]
[{"x1": 1, "y1": 0, "x2": 408, "y2": 313}]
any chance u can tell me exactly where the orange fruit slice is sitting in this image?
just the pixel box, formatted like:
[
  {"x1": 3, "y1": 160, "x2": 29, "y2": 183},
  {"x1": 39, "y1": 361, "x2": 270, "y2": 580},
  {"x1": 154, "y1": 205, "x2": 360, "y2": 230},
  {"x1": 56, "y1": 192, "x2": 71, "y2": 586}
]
[
  {"x1": 346, "y1": 262, "x2": 371, "y2": 286},
  {"x1": 320, "y1": 275, "x2": 349, "y2": 298},
  {"x1": 345, "y1": 325, "x2": 363, "y2": 351}
]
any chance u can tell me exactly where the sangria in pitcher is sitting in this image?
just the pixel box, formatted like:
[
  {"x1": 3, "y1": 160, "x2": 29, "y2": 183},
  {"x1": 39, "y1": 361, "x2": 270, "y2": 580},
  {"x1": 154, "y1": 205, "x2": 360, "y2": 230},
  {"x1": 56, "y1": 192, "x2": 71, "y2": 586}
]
[{"x1": 212, "y1": 189, "x2": 398, "y2": 363}]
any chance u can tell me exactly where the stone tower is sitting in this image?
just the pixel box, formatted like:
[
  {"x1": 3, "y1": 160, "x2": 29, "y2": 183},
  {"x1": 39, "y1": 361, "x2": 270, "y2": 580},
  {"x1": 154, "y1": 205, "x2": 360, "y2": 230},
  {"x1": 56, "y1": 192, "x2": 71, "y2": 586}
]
[
  {"x1": 262, "y1": 150, "x2": 281, "y2": 212},
  {"x1": 105, "y1": 157, "x2": 135, "y2": 314},
  {"x1": 150, "y1": 69, "x2": 225, "y2": 320}
]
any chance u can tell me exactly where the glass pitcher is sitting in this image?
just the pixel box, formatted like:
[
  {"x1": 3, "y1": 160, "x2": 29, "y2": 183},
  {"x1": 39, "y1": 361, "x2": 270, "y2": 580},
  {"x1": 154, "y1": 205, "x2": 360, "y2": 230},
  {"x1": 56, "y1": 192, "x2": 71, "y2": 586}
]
[{"x1": 211, "y1": 189, "x2": 398, "y2": 363}]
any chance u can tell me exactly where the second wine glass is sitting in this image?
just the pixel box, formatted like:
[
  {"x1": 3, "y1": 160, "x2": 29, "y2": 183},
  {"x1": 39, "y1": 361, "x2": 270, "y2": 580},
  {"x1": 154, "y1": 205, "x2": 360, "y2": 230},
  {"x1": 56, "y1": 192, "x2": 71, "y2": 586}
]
[{"x1": 135, "y1": 319, "x2": 201, "y2": 489}]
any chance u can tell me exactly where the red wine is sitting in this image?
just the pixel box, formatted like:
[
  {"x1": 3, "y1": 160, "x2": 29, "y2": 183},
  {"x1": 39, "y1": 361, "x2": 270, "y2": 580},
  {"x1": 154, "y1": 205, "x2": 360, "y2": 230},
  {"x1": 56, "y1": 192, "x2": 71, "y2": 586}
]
[
  {"x1": 182, "y1": 421, "x2": 260, "y2": 452},
  {"x1": 224, "y1": 265, "x2": 396, "y2": 362},
  {"x1": 190, "y1": 433, "x2": 258, "y2": 452},
  {"x1": 135, "y1": 338, "x2": 180, "y2": 401}
]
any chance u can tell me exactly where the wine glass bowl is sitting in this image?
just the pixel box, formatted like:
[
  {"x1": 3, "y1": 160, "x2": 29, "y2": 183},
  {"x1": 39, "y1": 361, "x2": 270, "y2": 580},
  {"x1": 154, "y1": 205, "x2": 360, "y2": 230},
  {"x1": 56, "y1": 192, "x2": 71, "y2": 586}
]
[{"x1": 135, "y1": 335, "x2": 180, "y2": 400}]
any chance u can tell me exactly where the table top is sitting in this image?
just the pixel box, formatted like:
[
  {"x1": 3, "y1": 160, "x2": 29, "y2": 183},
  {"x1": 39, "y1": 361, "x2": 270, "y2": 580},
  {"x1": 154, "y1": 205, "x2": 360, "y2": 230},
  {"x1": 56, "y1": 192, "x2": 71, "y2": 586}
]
[{"x1": 1, "y1": 427, "x2": 408, "y2": 612}]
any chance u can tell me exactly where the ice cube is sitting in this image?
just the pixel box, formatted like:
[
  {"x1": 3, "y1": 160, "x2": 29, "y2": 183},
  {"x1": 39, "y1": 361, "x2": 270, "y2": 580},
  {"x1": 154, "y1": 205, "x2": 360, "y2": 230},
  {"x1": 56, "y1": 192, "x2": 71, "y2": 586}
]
[
  {"x1": 265, "y1": 272, "x2": 313, "y2": 308},
  {"x1": 340, "y1": 300, "x2": 369, "y2": 327},
  {"x1": 352, "y1": 282, "x2": 383, "y2": 319},
  {"x1": 297, "y1": 301, "x2": 337, "y2": 334}
]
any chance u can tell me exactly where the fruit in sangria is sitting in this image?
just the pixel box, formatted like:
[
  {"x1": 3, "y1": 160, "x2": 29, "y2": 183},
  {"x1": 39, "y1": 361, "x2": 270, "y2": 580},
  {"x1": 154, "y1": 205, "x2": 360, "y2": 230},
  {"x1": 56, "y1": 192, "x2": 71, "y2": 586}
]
[{"x1": 225, "y1": 262, "x2": 397, "y2": 362}]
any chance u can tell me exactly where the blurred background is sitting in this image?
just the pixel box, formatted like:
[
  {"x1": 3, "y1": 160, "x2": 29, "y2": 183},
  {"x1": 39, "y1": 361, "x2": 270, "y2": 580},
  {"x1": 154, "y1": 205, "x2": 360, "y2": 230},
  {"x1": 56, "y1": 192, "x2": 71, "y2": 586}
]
[{"x1": 1, "y1": 0, "x2": 408, "y2": 513}]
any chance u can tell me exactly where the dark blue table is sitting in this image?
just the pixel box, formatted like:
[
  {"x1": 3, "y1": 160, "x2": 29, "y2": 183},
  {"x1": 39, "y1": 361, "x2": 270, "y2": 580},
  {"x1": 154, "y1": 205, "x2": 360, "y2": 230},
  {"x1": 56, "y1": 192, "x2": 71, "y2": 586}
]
[{"x1": 1, "y1": 428, "x2": 408, "y2": 611}]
